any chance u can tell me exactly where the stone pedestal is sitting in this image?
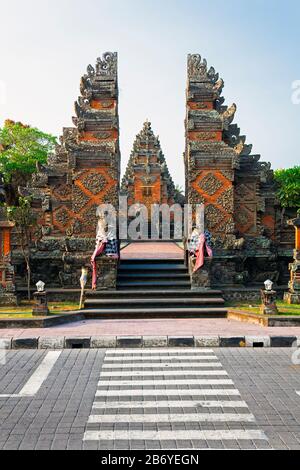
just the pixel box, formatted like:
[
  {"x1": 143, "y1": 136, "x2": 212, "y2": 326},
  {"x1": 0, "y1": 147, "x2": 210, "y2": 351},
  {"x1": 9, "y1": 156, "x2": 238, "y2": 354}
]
[
  {"x1": 0, "y1": 283, "x2": 18, "y2": 307},
  {"x1": 260, "y1": 289, "x2": 278, "y2": 315},
  {"x1": 284, "y1": 292, "x2": 300, "y2": 304},
  {"x1": 94, "y1": 257, "x2": 118, "y2": 291},
  {"x1": 32, "y1": 291, "x2": 50, "y2": 316},
  {"x1": 190, "y1": 257, "x2": 212, "y2": 290}
]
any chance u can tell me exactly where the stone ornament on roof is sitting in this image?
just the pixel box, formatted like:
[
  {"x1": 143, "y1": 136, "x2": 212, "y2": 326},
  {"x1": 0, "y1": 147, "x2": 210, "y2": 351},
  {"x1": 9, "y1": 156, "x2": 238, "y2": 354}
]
[
  {"x1": 85, "y1": 52, "x2": 118, "y2": 79},
  {"x1": 188, "y1": 54, "x2": 220, "y2": 84},
  {"x1": 96, "y1": 52, "x2": 118, "y2": 77}
]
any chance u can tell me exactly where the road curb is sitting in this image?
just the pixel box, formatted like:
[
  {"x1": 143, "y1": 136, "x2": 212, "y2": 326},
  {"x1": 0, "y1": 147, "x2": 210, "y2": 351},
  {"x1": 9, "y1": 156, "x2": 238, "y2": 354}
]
[{"x1": 0, "y1": 335, "x2": 299, "y2": 349}]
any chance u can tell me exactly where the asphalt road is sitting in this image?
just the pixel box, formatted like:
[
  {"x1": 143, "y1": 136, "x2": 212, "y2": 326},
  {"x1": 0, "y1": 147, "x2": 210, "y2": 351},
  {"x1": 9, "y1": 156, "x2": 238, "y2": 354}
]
[{"x1": 0, "y1": 348, "x2": 300, "y2": 450}]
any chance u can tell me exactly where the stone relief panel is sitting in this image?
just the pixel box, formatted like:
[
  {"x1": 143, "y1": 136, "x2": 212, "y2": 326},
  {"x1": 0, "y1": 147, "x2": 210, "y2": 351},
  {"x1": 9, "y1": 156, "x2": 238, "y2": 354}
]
[
  {"x1": 198, "y1": 173, "x2": 222, "y2": 196},
  {"x1": 72, "y1": 186, "x2": 90, "y2": 213},
  {"x1": 190, "y1": 170, "x2": 234, "y2": 234},
  {"x1": 235, "y1": 203, "x2": 257, "y2": 235},
  {"x1": 50, "y1": 167, "x2": 118, "y2": 236},
  {"x1": 53, "y1": 184, "x2": 72, "y2": 201},
  {"x1": 81, "y1": 172, "x2": 107, "y2": 195}
]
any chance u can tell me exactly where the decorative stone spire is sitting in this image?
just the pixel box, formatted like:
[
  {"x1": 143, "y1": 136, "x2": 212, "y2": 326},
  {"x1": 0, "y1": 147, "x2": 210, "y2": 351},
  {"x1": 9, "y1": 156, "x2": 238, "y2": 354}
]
[{"x1": 121, "y1": 121, "x2": 178, "y2": 207}]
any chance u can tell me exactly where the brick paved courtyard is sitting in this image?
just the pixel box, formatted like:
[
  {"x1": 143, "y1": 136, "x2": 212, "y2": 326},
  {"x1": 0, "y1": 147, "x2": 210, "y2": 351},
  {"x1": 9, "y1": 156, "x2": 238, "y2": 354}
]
[{"x1": 0, "y1": 348, "x2": 300, "y2": 450}]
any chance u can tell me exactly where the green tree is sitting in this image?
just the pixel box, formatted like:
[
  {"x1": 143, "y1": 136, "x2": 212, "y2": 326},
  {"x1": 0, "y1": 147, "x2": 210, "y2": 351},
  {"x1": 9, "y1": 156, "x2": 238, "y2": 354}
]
[
  {"x1": 0, "y1": 120, "x2": 56, "y2": 201},
  {"x1": 274, "y1": 166, "x2": 300, "y2": 213},
  {"x1": 174, "y1": 184, "x2": 185, "y2": 204},
  {"x1": 6, "y1": 197, "x2": 37, "y2": 300}
]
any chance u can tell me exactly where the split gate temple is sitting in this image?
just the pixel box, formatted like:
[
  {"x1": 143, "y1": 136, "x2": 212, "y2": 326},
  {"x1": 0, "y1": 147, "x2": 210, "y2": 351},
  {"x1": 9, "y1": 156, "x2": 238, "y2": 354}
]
[{"x1": 0, "y1": 52, "x2": 296, "y2": 311}]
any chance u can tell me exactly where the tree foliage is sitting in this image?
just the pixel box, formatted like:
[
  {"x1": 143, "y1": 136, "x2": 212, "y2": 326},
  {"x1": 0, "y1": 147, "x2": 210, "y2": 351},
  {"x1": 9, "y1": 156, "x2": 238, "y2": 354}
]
[
  {"x1": 0, "y1": 119, "x2": 56, "y2": 184},
  {"x1": 274, "y1": 166, "x2": 300, "y2": 211},
  {"x1": 6, "y1": 197, "x2": 37, "y2": 300}
]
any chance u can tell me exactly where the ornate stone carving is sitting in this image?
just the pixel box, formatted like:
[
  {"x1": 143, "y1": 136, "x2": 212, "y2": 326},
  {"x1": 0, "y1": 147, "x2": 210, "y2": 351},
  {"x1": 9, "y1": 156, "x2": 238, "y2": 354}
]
[
  {"x1": 32, "y1": 172, "x2": 48, "y2": 188},
  {"x1": 42, "y1": 196, "x2": 51, "y2": 213},
  {"x1": 188, "y1": 188, "x2": 205, "y2": 205},
  {"x1": 198, "y1": 173, "x2": 222, "y2": 196},
  {"x1": 72, "y1": 186, "x2": 89, "y2": 213},
  {"x1": 217, "y1": 187, "x2": 234, "y2": 212},
  {"x1": 221, "y1": 103, "x2": 237, "y2": 129},
  {"x1": 103, "y1": 187, "x2": 119, "y2": 206},
  {"x1": 187, "y1": 54, "x2": 208, "y2": 80},
  {"x1": 205, "y1": 205, "x2": 225, "y2": 231},
  {"x1": 96, "y1": 52, "x2": 118, "y2": 77},
  {"x1": 53, "y1": 184, "x2": 72, "y2": 201},
  {"x1": 213, "y1": 78, "x2": 224, "y2": 95},
  {"x1": 54, "y1": 207, "x2": 70, "y2": 229},
  {"x1": 81, "y1": 172, "x2": 107, "y2": 195},
  {"x1": 187, "y1": 54, "x2": 220, "y2": 84}
]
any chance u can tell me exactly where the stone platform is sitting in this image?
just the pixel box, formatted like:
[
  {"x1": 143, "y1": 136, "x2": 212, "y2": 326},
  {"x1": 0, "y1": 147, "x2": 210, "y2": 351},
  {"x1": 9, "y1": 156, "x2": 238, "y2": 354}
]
[{"x1": 120, "y1": 242, "x2": 184, "y2": 259}]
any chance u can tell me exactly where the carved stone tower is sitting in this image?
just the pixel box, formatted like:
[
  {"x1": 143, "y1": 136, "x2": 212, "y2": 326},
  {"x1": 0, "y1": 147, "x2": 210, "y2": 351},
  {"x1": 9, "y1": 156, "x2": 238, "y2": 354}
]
[
  {"x1": 121, "y1": 121, "x2": 180, "y2": 211},
  {"x1": 13, "y1": 53, "x2": 121, "y2": 288},
  {"x1": 185, "y1": 54, "x2": 281, "y2": 289}
]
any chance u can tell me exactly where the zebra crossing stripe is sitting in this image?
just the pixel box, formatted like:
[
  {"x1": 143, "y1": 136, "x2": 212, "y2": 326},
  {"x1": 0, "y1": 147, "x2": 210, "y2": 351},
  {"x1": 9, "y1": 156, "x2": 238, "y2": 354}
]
[
  {"x1": 0, "y1": 351, "x2": 61, "y2": 398},
  {"x1": 105, "y1": 349, "x2": 214, "y2": 354},
  {"x1": 83, "y1": 429, "x2": 268, "y2": 442},
  {"x1": 104, "y1": 355, "x2": 218, "y2": 361},
  {"x1": 95, "y1": 389, "x2": 241, "y2": 397},
  {"x1": 84, "y1": 349, "x2": 270, "y2": 449},
  {"x1": 92, "y1": 400, "x2": 249, "y2": 409},
  {"x1": 99, "y1": 370, "x2": 228, "y2": 377},
  {"x1": 98, "y1": 379, "x2": 234, "y2": 386},
  {"x1": 101, "y1": 362, "x2": 223, "y2": 369},
  {"x1": 88, "y1": 413, "x2": 256, "y2": 424}
]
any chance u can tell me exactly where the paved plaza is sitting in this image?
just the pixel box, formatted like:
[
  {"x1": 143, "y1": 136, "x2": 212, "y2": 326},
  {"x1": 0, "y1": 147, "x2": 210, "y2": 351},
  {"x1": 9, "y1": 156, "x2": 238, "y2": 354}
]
[
  {"x1": 1, "y1": 318, "x2": 300, "y2": 339},
  {"x1": 0, "y1": 348, "x2": 300, "y2": 450}
]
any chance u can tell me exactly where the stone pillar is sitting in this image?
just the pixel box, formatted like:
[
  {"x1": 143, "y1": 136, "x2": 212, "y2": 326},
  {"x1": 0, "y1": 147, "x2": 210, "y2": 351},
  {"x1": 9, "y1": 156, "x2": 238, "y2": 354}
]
[
  {"x1": 32, "y1": 291, "x2": 50, "y2": 316},
  {"x1": 0, "y1": 222, "x2": 17, "y2": 306},
  {"x1": 284, "y1": 217, "x2": 300, "y2": 304},
  {"x1": 260, "y1": 289, "x2": 278, "y2": 315},
  {"x1": 190, "y1": 257, "x2": 212, "y2": 290},
  {"x1": 94, "y1": 257, "x2": 118, "y2": 290}
]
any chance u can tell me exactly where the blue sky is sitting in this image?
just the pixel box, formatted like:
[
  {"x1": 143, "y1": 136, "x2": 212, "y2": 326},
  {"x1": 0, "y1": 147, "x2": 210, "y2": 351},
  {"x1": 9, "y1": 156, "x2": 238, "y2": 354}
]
[{"x1": 0, "y1": 0, "x2": 299, "y2": 186}]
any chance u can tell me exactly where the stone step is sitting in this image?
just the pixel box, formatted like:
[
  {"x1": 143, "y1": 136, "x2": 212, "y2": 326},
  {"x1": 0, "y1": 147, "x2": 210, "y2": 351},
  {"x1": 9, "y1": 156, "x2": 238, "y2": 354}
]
[
  {"x1": 119, "y1": 259, "x2": 185, "y2": 265},
  {"x1": 84, "y1": 297, "x2": 225, "y2": 308},
  {"x1": 117, "y1": 280, "x2": 192, "y2": 290},
  {"x1": 119, "y1": 265, "x2": 188, "y2": 272},
  {"x1": 117, "y1": 273, "x2": 190, "y2": 280},
  {"x1": 85, "y1": 289, "x2": 223, "y2": 299},
  {"x1": 80, "y1": 307, "x2": 228, "y2": 319}
]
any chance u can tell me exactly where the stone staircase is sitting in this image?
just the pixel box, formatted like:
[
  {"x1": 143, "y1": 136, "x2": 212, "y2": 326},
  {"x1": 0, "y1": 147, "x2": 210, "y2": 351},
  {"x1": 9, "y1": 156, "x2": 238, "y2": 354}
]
[{"x1": 83, "y1": 259, "x2": 227, "y2": 318}]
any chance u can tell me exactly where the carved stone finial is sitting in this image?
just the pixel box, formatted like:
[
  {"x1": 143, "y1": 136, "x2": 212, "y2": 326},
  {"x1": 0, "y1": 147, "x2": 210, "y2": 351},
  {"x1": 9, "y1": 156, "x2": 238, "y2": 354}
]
[
  {"x1": 188, "y1": 54, "x2": 221, "y2": 85},
  {"x1": 87, "y1": 64, "x2": 95, "y2": 77},
  {"x1": 143, "y1": 120, "x2": 151, "y2": 131},
  {"x1": 213, "y1": 78, "x2": 224, "y2": 95},
  {"x1": 188, "y1": 54, "x2": 208, "y2": 80},
  {"x1": 96, "y1": 52, "x2": 118, "y2": 77},
  {"x1": 222, "y1": 103, "x2": 237, "y2": 129}
]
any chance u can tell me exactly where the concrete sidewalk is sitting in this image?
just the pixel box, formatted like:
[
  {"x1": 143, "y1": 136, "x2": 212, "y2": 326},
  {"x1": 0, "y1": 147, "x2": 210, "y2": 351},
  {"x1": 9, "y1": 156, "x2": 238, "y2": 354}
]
[{"x1": 0, "y1": 317, "x2": 300, "y2": 338}]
